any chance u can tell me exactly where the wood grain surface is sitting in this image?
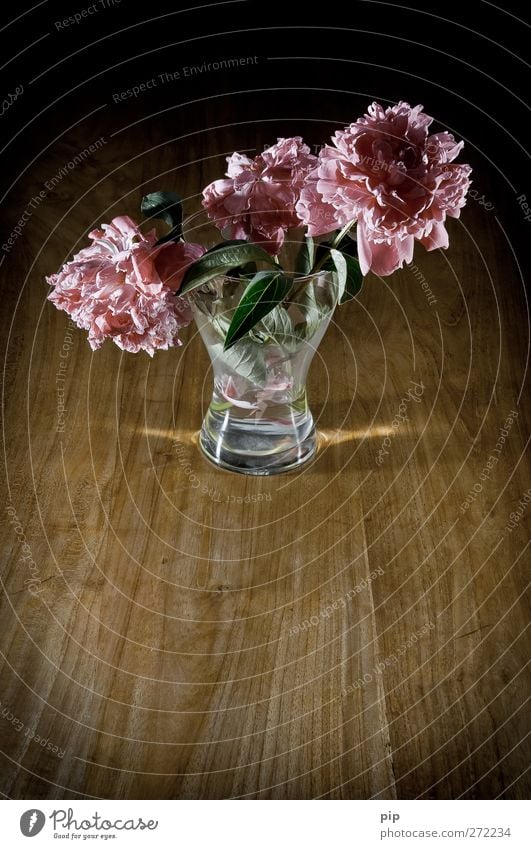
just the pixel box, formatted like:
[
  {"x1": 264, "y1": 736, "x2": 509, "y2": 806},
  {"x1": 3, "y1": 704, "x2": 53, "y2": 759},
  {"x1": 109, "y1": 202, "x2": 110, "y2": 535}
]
[{"x1": 0, "y1": 113, "x2": 529, "y2": 800}]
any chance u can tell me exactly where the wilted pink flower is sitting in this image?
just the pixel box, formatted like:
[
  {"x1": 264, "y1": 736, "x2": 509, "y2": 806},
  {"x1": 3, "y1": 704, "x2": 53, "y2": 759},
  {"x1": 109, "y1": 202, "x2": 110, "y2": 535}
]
[
  {"x1": 297, "y1": 102, "x2": 472, "y2": 275},
  {"x1": 46, "y1": 216, "x2": 204, "y2": 355},
  {"x1": 202, "y1": 137, "x2": 317, "y2": 254}
]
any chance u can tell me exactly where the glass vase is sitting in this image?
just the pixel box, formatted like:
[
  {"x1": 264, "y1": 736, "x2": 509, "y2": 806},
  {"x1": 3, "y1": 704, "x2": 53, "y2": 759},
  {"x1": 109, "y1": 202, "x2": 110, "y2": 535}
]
[{"x1": 189, "y1": 270, "x2": 339, "y2": 475}]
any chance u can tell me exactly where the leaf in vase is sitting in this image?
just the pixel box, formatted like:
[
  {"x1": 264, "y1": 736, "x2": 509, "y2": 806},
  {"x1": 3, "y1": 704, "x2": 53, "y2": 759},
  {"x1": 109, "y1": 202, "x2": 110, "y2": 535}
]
[
  {"x1": 210, "y1": 312, "x2": 232, "y2": 339},
  {"x1": 330, "y1": 248, "x2": 347, "y2": 302},
  {"x1": 180, "y1": 243, "x2": 277, "y2": 293},
  {"x1": 339, "y1": 254, "x2": 363, "y2": 303},
  {"x1": 295, "y1": 235, "x2": 315, "y2": 276},
  {"x1": 259, "y1": 306, "x2": 299, "y2": 349},
  {"x1": 223, "y1": 271, "x2": 292, "y2": 350},
  {"x1": 209, "y1": 338, "x2": 267, "y2": 385},
  {"x1": 292, "y1": 279, "x2": 323, "y2": 339},
  {"x1": 202, "y1": 239, "x2": 249, "y2": 254},
  {"x1": 330, "y1": 248, "x2": 363, "y2": 304}
]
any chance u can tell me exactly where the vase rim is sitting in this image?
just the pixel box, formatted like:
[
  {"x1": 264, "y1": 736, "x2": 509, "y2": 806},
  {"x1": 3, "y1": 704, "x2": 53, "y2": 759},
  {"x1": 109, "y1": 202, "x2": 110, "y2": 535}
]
[{"x1": 203, "y1": 269, "x2": 335, "y2": 285}]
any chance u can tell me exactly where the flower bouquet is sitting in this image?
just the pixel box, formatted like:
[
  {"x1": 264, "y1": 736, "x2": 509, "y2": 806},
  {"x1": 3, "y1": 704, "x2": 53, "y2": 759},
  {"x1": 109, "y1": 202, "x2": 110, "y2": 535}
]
[{"x1": 47, "y1": 101, "x2": 471, "y2": 475}]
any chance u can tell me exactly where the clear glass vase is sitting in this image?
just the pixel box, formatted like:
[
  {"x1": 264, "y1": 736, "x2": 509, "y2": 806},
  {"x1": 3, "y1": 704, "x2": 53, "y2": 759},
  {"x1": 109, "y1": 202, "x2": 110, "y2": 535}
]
[{"x1": 189, "y1": 271, "x2": 339, "y2": 475}]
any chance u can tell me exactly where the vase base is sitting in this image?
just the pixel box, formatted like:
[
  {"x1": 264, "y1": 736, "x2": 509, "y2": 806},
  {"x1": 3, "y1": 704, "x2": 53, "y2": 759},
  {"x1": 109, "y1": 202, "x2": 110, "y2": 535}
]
[{"x1": 198, "y1": 410, "x2": 317, "y2": 476}]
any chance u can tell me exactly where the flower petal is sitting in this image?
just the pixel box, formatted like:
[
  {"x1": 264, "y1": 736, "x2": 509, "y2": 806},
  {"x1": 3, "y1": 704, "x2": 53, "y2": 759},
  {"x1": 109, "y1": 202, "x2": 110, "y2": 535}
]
[{"x1": 419, "y1": 220, "x2": 449, "y2": 251}]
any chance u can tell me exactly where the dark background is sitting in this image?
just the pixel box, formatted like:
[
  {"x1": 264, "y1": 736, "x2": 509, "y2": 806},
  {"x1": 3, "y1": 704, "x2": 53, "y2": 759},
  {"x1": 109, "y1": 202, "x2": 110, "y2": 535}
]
[{"x1": 0, "y1": 0, "x2": 529, "y2": 265}]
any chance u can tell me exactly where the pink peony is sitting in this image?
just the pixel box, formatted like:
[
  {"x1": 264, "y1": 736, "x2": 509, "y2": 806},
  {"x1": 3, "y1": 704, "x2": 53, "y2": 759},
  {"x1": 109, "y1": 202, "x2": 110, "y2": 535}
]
[
  {"x1": 46, "y1": 216, "x2": 204, "y2": 355},
  {"x1": 294, "y1": 170, "x2": 340, "y2": 237},
  {"x1": 296, "y1": 102, "x2": 472, "y2": 276},
  {"x1": 202, "y1": 137, "x2": 318, "y2": 254}
]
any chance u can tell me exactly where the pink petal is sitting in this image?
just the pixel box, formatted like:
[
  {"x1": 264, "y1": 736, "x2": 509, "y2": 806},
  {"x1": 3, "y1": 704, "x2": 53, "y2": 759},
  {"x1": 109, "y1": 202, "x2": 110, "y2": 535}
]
[
  {"x1": 356, "y1": 220, "x2": 373, "y2": 276},
  {"x1": 110, "y1": 216, "x2": 142, "y2": 238},
  {"x1": 419, "y1": 220, "x2": 449, "y2": 251},
  {"x1": 357, "y1": 221, "x2": 414, "y2": 276}
]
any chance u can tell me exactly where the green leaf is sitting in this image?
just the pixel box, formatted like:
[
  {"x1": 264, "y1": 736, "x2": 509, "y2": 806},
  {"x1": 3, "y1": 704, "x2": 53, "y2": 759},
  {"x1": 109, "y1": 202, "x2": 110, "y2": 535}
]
[
  {"x1": 258, "y1": 306, "x2": 297, "y2": 348},
  {"x1": 197, "y1": 243, "x2": 278, "y2": 270},
  {"x1": 328, "y1": 248, "x2": 363, "y2": 305},
  {"x1": 141, "y1": 192, "x2": 183, "y2": 244},
  {"x1": 292, "y1": 281, "x2": 322, "y2": 339},
  {"x1": 210, "y1": 338, "x2": 267, "y2": 385},
  {"x1": 340, "y1": 255, "x2": 363, "y2": 303},
  {"x1": 199, "y1": 242, "x2": 256, "y2": 278},
  {"x1": 210, "y1": 311, "x2": 233, "y2": 339},
  {"x1": 180, "y1": 242, "x2": 278, "y2": 293},
  {"x1": 201, "y1": 239, "x2": 249, "y2": 255},
  {"x1": 330, "y1": 248, "x2": 347, "y2": 302},
  {"x1": 180, "y1": 264, "x2": 230, "y2": 292},
  {"x1": 223, "y1": 271, "x2": 292, "y2": 350},
  {"x1": 295, "y1": 236, "x2": 315, "y2": 275}
]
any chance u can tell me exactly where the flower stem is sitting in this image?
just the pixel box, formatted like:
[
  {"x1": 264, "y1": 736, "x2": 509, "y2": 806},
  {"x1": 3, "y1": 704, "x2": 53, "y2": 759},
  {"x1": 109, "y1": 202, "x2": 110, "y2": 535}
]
[
  {"x1": 287, "y1": 276, "x2": 310, "y2": 306},
  {"x1": 331, "y1": 219, "x2": 357, "y2": 250}
]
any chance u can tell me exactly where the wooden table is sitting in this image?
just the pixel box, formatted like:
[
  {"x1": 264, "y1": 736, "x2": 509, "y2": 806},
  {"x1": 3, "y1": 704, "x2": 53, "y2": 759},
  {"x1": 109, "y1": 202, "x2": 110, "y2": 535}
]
[{"x1": 0, "y1": 114, "x2": 529, "y2": 799}]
